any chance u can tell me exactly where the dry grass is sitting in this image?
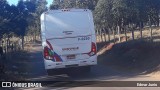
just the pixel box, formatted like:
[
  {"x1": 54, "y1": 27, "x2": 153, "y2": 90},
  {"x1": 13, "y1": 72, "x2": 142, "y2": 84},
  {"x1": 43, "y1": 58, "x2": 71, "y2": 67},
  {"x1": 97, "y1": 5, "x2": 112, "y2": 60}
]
[
  {"x1": 0, "y1": 42, "x2": 32, "y2": 81},
  {"x1": 97, "y1": 43, "x2": 114, "y2": 56},
  {"x1": 96, "y1": 27, "x2": 160, "y2": 43},
  {"x1": 24, "y1": 43, "x2": 33, "y2": 51},
  {"x1": 0, "y1": 50, "x2": 29, "y2": 81}
]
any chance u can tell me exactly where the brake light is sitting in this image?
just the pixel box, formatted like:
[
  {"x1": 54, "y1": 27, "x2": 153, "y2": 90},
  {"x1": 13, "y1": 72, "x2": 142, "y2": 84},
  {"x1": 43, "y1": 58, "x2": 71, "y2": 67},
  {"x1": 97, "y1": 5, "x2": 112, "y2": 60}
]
[
  {"x1": 88, "y1": 42, "x2": 97, "y2": 56},
  {"x1": 43, "y1": 46, "x2": 53, "y2": 60}
]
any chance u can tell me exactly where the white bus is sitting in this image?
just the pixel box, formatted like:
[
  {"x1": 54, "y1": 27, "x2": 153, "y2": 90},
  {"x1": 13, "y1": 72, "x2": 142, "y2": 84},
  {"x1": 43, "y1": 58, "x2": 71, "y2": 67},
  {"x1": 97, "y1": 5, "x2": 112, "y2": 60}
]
[{"x1": 40, "y1": 9, "x2": 97, "y2": 74}]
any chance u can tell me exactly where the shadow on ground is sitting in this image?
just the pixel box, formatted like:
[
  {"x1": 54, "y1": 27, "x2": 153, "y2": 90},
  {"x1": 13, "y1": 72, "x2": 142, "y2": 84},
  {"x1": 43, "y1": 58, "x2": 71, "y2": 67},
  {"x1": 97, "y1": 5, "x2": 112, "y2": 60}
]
[
  {"x1": 26, "y1": 38, "x2": 160, "y2": 82},
  {"x1": 98, "y1": 38, "x2": 160, "y2": 75}
]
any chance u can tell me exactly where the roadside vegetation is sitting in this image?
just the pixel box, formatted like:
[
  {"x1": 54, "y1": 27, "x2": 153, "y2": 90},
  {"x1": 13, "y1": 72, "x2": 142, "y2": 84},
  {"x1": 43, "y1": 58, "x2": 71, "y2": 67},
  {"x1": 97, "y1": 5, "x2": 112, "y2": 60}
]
[
  {"x1": 98, "y1": 40, "x2": 160, "y2": 74},
  {"x1": 0, "y1": 0, "x2": 46, "y2": 80}
]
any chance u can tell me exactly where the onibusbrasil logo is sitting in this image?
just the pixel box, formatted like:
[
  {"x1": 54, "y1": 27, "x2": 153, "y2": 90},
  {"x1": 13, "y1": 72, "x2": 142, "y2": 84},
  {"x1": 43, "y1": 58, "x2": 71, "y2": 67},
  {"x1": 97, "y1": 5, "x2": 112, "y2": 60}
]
[{"x1": 2, "y1": 82, "x2": 42, "y2": 88}]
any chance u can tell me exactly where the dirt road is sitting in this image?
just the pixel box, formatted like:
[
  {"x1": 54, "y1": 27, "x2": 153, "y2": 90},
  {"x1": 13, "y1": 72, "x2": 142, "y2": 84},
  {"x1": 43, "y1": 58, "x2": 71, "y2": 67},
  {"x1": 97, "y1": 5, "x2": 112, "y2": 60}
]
[{"x1": 16, "y1": 43, "x2": 160, "y2": 90}]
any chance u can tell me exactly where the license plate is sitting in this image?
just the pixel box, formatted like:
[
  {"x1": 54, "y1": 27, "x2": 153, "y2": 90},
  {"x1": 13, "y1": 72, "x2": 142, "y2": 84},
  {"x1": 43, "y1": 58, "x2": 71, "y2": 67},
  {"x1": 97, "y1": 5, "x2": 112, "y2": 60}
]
[
  {"x1": 67, "y1": 55, "x2": 76, "y2": 60},
  {"x1": 66, "y1": 64, "x2": 78, "y2": 68}
]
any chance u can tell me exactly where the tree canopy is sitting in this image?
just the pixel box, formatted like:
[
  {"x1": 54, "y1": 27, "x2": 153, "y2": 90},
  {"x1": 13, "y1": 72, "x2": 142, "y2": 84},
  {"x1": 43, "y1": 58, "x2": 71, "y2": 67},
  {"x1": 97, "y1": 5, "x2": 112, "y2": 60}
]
[
  {"x1": 94, "y1": 0, "x2": 160, "y2": 30},
  {"x1": 0, "y1": 0, "x2": 47, "y2": 39},
  {"x1": 1, "y1": 0, "x2": 160, "y2": 41}
]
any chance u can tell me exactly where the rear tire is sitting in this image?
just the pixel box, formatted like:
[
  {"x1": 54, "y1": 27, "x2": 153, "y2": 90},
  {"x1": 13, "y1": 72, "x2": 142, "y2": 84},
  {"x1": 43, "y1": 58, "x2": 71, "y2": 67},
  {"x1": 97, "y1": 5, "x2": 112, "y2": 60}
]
[
  {"x1": 67, "y1": 66, "x2": 91, "y2": 76},
  {"x1": 81, "y1": 66, "x2": 91, "y2": 73},
  {"x1": 46, "y1": 69, "x2": 54, "y2": 75},
  {"x1": 47, "y1": 66, "x2": 91, "y2": 76},
  {"x1": 46, "y1": 69, "x2": 66, "y2": 76}
]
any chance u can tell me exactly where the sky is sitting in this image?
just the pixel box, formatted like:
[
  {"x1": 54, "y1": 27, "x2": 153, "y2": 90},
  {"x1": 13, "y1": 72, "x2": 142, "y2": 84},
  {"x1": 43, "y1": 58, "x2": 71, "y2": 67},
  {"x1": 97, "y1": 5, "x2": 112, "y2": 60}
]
[{"x1": 7, "y1": 0, "x2": 53, "y2": 7}]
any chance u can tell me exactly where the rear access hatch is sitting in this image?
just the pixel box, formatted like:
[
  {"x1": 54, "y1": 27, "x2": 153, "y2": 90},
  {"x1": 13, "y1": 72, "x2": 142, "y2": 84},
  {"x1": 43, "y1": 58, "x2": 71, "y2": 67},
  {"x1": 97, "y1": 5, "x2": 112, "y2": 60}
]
[{"x1": 44, "y1": 10, "x2": 93, "y2": 61}]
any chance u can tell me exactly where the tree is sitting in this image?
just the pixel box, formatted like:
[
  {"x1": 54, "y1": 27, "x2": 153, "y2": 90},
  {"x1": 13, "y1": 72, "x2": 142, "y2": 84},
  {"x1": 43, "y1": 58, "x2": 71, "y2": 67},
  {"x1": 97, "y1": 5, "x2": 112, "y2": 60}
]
[
  {"x1": 145, "y1": 0, "x2": 160, "y2": 41},
  {"x1": 94, "y1": 0, "x2": 160, "y2": 42},
  {"x1": 25, "y1": 0, "x2": 37, "y2": 13},
  {"x1": 25, "y1": 0, "x2": 47, "y2": 42},
  {"x1": 94, "y1": 0, "x2": 114, "y2": 42},
  {"x1": 0, "y1": 0, "x2": 10, "y2": 37},
  {"x1": 50, "y1": 0, "x2": 98, "y2": 10},
  {"x1": 136, "y1": 0, "x2": 148, "y2": 38},
  {"x1": 16, "y1": 0, "x2": 29, "y2": 49},
  {"x1": 50, "y1": 0, "x2": 60, "y2": 9},
  {"x1": 0, "y1": 0, "x2": 48, "y2": 47},
  {"x1": 94, "y1": 0, "x2": 129, "y2": 42},
  {"x1": 112, "y1": 0, "x2": 131, "y2": 42}
]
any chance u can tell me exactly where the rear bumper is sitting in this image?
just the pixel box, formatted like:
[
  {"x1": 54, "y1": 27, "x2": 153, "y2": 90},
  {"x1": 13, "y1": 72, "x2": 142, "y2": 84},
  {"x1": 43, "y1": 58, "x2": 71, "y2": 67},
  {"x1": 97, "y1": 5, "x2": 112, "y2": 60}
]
[{"x1": 44, "y1": 55, "x2": 97, "y2": 70}]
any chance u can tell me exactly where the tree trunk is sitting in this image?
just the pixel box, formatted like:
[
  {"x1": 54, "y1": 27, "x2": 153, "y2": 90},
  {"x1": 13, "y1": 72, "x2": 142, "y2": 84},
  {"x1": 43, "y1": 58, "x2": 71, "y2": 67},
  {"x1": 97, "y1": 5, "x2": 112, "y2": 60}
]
[
  {"x1": 34, "y1": 31, "x2": 36, "y2": 43},
  {"x1": 100, "y1": 29, "x2": 103, "y2": 42},
  {"x1": 104, "y1": 30, "x2": 108, "y2": 42},
  {"x1": 6, "y1": 38, "x2": 9, "y2": 53},
  {"x1": 129, "y1": 23, "x2": 134, "y2": 40},
  {"x1": 22, "y1": 36, "x2": 24, "y2": 50},
  {"x1": 96, "y1": 30, "x2": 98, "y2": 42},
  {"x1": 158, "y1": 18, "x2": 160, "y2": 27},
  {"x1": 113, "y1": 27, "x2": 116, "y2": 44},
  {"x1": 103, "y1": 28, "x2": 107, "y2": 42},
  {"x1": 117, "y1": 25, "x2": 121, "y2": 42},
  {"x1": 108, "y1": 28, "x2": 111, "y2": 42},
  {"x1": 131, "y1": 28, "x2": 134, "y2": 40},
  {"x1": 150, "y1": 26, "x2": 153, "y2": 41},
  {"x1": 99, "y1": 29, "x2": 102, "y2": 42},
  {"x1": 140, "y1": 22, "x2": 143, "y2": 39},
  {"x1": 97, "y1": 29, "x2": 100, "y2": 42},
  {"x1": 124, "y1": 26, "x2": 127, "y2": 41},
  {"x1": 157, "y1": 17, "x2": 159, "y2": 27},
  {"x1": 149, "y1": 17, "x2": 153, "y2": 41}
]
